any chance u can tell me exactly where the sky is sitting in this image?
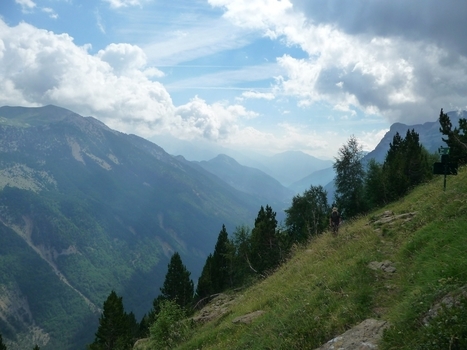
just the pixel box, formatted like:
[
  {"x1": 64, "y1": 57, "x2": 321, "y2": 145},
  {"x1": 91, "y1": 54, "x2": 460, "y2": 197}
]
[{"x1": 0, "y1": 0, "x2": 466, "y2": 160}]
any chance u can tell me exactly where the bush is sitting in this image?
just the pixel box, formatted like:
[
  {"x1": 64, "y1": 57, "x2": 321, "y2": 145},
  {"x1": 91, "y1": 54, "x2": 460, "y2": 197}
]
[
  {"x1": 150, "y1": 300, "x2": 192, "y2": 349},
  {"x1": 416, "y1": 296, "x2": 467, "y2": 350}
]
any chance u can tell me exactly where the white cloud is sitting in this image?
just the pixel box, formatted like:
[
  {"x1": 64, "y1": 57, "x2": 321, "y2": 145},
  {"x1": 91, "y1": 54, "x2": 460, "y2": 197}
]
[
  {"x1": 142, "y1": 18, "x2": 254, "y2": 66},
  {"x1": 102, "y1": 0, "x2": 144, "y2": 9},
  {"x1": 15, "y1": 0, "x2": 36, "y2": 12},
  {"x1": 241, "y1": 91, "x2": 275, "y2": 100},
  {"x1": 95, "y1": 10, "x2": 106, "y2": 34},
  {"x1": 358, "y1": 129, "x2": 390, "y2": 153},
  {"x1": 171, "y1": 97, "x2": 258, "y2": 141},
  {"x1": 209, "y1": 0, "x2": 467, "y2": 125},
  {"x1": 0, "y1": 19, "x2": 264, "y2": 149},
  {"x1": 42, "y1": 8, "x2": 58, "y2": 19}
]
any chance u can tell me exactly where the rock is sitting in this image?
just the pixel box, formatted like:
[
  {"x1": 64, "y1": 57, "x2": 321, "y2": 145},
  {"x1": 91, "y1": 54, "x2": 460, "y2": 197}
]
[
  {"x1": 192, "y1": 293, "x2": 237, "y2": 323},
  {"x1": 368, "y1": 260, "x2": 396, "y2": 273},
  {"x1": 315, "y1": 318, "x2": 389, "y2": 350},
  {"x1": 423, "y1": 285, "x2": 467, "y2": 325},
  {"x1": 370, "y1": 211, "x2": 417, "y2": 226},
  {"x1": 232, "y1": 310, "x2": 265, "y2": 324}
]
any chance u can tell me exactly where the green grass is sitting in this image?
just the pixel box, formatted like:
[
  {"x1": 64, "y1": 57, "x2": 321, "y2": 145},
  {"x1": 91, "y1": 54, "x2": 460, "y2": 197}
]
[{"x1": 145, "y1": 165, "x2": 467, "y2": 350}]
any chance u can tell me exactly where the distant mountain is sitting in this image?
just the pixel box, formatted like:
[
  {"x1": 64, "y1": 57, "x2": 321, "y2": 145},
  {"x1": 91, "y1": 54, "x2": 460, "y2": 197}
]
[
  {"x1": 150, "y1": 136, "x2": 333, "y2": 187},
  {"x1": 288, "y1": 166, "x2": 336, "y2": 194},
  {"x1": 255, "y1": 151, "x2": 333, "y2": 186},
  {"x1": 364, "y1": 110, "x2": 467, "y2": 163},
  {"x1": 194, "y1": 154, "x2": 295, "y2": 216},
  {"x1": 0, "y1": 105, "x2": 264, "y2": 350}
]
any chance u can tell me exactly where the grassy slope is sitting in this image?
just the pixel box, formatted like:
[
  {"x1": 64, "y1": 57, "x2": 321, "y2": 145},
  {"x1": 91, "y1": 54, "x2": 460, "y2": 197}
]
[{"x1": 171, "y1": 166, "x2": 467, "y2": 349}]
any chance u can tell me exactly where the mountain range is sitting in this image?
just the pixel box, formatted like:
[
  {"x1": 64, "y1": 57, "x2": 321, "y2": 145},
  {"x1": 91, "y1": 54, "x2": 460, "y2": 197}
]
[
  {"x1": 0, "y1": 104, "x2": 462, "y2": 349},
  {"x1": 0, "y1": 105, "x2": 267, "y2": 349}
]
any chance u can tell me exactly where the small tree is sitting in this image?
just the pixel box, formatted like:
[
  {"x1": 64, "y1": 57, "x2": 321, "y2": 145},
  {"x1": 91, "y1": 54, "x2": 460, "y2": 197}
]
[
  {"x1": 250, "y1": 205, "x2": 280, "y2": 274},
  {"x1": 285, "y1": 185, "x2": 329, "y2": 243},
  {"x1": 88, "y1": 290, "x2": 134, "y2": 350},
  {"x1": 333, "y1": 135, "x2": 367, "y2": 218},
  {"x1": 149, "y1": 300, "x2": 190, "y2": 349},
  {"x1": 159, "y1": 252, "x2": 194, "y2": 310}
]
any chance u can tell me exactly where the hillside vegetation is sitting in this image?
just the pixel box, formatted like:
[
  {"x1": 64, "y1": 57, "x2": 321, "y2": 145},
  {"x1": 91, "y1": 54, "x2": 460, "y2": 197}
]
[{"x1": 148, "y1": 166, "x2": 467, "y2": 349}]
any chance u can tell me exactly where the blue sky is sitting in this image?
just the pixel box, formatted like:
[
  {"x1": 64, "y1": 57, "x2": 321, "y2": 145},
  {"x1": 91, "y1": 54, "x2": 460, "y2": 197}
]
[{"x1": 1, "y1": 0, "x2": 466, "y2": 160}]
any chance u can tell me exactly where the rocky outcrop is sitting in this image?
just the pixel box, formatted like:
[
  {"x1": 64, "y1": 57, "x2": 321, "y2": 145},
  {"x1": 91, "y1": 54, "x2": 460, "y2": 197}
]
[
  {"x1": 368, "y1": 260, "x2": 396, "y2": 274},
  {"x1": 369, "y1": 210, "x2": 417, "y2": 226},
  {"x1": 192, "y1": 293, "x2": 237, "y2": 323},
  {"x1": 315, "y1": 318, "x2": 389, "y2": 350},
  {"x1": 232, "y1": 310, "x2": 265, "y2": 324}
]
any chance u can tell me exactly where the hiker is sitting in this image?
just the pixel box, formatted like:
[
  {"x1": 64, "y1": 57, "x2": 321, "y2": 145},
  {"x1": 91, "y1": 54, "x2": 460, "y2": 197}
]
[{"x1": 330, "y1": 207, "x2": 341, "y2": 235}]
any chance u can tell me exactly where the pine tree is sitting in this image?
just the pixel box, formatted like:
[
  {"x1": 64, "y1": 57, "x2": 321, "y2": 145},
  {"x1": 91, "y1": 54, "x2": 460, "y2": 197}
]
[
  {"x1": 194, "y1": 253, "x2": 214, "y2": 301},
  {"x1": 250, "y1": 205, "x2": 280, "y2": 274},
  {"x1": 159, "y1": 252, "x2": 194, "y2": 310},
  {"x1": 364, "y1": 158, "x2": 386, "y2": 207},
  {"x1": 230, "y1": 225, "x2": 253, "y2": 284},
  {"x1": 439, "y1": 108, "x2": 467, "y2": 163},
  {"x1": 88, "y1": 290, "x2": 134, "y2": 350},
  {"x1": 211, "y1": 225, "x2": 230, "y2": 292},
  {"x1": 382, "y1": 129, "x2": 432, "y2": 201}
]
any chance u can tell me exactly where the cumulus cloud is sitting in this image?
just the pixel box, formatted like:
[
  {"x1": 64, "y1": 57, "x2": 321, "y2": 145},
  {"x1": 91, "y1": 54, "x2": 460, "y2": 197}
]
[
  {"x1": 0, "y1": 19, "x2": 261, "y2": 147},
  {"x1": 171, "y1": 97, "x2": 258, "y2": 141},
  {"x1": 210, "y1": 0, "x2": 467, "y2": 125}
]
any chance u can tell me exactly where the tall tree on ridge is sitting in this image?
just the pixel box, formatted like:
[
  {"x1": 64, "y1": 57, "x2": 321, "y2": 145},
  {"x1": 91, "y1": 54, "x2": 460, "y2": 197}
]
[{"x1": 333, "y1": 135, "x2": 367, "y2": 219}]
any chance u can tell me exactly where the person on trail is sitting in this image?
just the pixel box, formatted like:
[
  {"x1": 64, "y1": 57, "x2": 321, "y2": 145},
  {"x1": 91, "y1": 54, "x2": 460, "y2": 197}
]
[{"x1": 330, "y1": 207, "x2": 341, "y2": 235}]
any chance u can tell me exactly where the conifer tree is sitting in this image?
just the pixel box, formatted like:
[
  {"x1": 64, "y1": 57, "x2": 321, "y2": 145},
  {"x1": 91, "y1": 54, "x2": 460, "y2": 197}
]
[
  {"x1": 382, "y1": 129, "x2": 432, "y2": 201},
  {"x1": 230, "y1": 225, "x2": 253, "y2": 284},
  {"x1": 439, "y1": 108, "x2": 467, "y2": 163},
  {"x1": 250, "y1": 205, "x2": 280, "y2": 274},
  {"x1": 88, "y1": 290, "x2": 134, "y2": 350},
  {"x1": 159, "y1": 252, "x2": 194, "y2": 310},
  {"x1": 211, "y1": 224, "x2": 230, "y2": 292},
  {"x1": 194, "y1": 253, "x2": 214, "y2": 301},
  {"x1": 364, "y1": 158, "x2": 386, "y2": 207}
]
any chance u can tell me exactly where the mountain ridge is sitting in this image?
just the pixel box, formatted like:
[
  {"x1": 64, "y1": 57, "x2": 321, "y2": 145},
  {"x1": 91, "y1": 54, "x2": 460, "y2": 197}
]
[{"x1": 0, "y1": 104, "x2": 267, "y2": 350}]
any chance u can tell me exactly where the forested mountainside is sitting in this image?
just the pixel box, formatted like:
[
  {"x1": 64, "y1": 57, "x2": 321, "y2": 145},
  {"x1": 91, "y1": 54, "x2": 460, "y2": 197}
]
[{"x1": 0, "y1": 105, "x2": 265, "y2": 349}]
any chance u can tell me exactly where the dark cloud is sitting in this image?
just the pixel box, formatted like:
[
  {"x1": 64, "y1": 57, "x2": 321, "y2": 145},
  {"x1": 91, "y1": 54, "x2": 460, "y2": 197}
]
[{"x1": 292, "y1": 0, "x2": 467, "y2": 56}]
